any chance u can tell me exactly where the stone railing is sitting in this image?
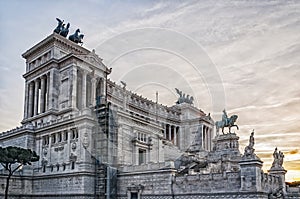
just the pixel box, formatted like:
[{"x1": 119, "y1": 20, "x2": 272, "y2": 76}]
[
  {"x1": 261, "y1": 172, "x2": 281, "y2": 193},
  {"x1": 119, "y1": 161, "x2": 175, "y2": 173},
  {"x1": 0, "y1": 125, "x2": 31, "y2": 137},
  {"x1": 173, "y1": 171, "x2": 241, "y2": 193},
  {"x1": 0, "y1": 111, "x2": 85, "y2": 138},
  {"x1": 107, "y1": 79, "x2": 181, "y2": 121}
]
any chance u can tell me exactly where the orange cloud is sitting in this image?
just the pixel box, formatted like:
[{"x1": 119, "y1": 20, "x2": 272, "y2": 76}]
[
  {"x1": 284, "y1": 160, "x2": 300, "y2": 170},
  {"x1": 288, "y1": 149, "x2": 299, "y2": 155}
]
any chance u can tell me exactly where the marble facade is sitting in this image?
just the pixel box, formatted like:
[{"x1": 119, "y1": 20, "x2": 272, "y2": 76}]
[{"x1": 0, "y1": 33, "x2": 299, "y2": 199}]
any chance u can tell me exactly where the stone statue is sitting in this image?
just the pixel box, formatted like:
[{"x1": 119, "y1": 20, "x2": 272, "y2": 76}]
[
  {"x1": 222, "y1": 109, "x2": 228, "y2": 126},
  {"x1": 175, "y1": 88, "x2": 194, "y2": 105},
  {"x1": 249, "y1": 130, "x2": 254, "y2": 148},
  {"x1": 215, "y1": 109, "x2": 239, "y2": 134},
  {"x1": 54, "y1": 18, "x2": 64, "y2": 34},
  {"x1": 60, "y1": 23, "x2": 70, "y2": 37},
  {"x1": 54, "y1": 18, "x2": 70, "y2": 38},
  {"x1": 243, "y1": 130, "x2": 256, "y2": 158},
  {"x1": 271, "y1": 147, "x2": 285, "y2": 169},
  {"x1": 69, "y1": 29, "x2": 84, "y2": 45}
]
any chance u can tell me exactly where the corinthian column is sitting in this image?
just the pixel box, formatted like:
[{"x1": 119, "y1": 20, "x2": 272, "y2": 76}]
[
  {"x1": 28, "y1": 82, "x2": 34, "y2": 117},
  {"x1": 34, "y1": 79, "x2": 40, "y2": 115},
  {"x1": 23, "y1": 82, "x2": 29, "y2": 119},
  {"x1": 40, "y1": 76, "x2": 46, "y2": 113}
]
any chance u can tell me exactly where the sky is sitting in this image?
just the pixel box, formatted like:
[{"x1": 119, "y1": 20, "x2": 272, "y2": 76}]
[{"x1": 0, "y1": 1, "x2": 299, "y2": 181}]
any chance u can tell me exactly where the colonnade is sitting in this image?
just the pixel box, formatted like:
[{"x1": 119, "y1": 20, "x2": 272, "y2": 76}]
[
  {"x1": 24, "y1": 67, "x2": 106, "y2": 119},
  {"x1": 202, "y1": 125, "x2": 212, "y2": 151},
  {"x1": 76, "y1": 69, "x2": 105, "y2": 110},
  {"x1": 162, "y1": 123, "x2": 180, "y2": 146},
  {"x1": 24, "y1": 73, "x2": 49, "y2": 118}
]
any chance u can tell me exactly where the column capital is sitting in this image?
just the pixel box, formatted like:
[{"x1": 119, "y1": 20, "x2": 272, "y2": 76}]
[
  {"x1": 82, "y1": 69, "x2": 88, "y2": 75},
  {"x1": 34, "y1": 78, "x2": 40, "y2": 83}
]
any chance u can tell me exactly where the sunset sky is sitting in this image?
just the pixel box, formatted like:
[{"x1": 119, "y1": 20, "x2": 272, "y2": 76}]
[{"x1": 0, "y1": 1, "x2": 299, "y2": 181}]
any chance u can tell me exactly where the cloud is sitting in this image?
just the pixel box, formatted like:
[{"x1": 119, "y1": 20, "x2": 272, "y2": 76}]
[
  {"x1": 0, "y1": 0, "x2": 299, "y2": 179},
  {"x1": 288, "y1": 149, "x2": 300, "y2": 155}
]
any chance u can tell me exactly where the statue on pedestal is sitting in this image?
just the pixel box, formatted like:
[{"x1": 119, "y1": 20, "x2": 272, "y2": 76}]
[
  {"x1": 271, "y1": 147, "x2": 285, "y2": 169},
  {"x1": 243, "y1": 130, "x2": 257, "y2": 159},
  {"x1": 215, "y1": 109, "x2": 239, "y2": 134}
]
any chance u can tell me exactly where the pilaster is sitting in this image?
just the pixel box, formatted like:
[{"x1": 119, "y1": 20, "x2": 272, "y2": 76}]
[
  {"x1": 71, "y1": 66, "x2": 77, "y2": 109},
  {"x1": 82, "y1": 70, "x2": 87, "y2": 109}
]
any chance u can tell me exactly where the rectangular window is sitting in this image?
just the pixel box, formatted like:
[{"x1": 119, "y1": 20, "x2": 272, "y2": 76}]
[{"x1": 138, "y1": 149, "x2": 146, "y2": 165}]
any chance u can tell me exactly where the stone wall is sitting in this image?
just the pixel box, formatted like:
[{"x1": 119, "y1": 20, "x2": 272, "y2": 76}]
[
  {"x1": 0, "y1": 173, "x2": 96, "y2": 199},
  {"x1": 0, "y1": 174, "x2": 32, "y2": 196},
  {"x1": 173, "y1": 172, "x2": 241, "y2": 194},
  {"x1": 116, "y1": 167, "x2": 273, "y2": 199}
]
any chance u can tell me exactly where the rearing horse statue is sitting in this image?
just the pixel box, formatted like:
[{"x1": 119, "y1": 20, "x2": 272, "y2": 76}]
[
  {"x1": 215, "y1": 114, "x2": 239, "y2": 134},
  {"x1": 69, "y1": 29, "x2": 84, "y2": 45}
]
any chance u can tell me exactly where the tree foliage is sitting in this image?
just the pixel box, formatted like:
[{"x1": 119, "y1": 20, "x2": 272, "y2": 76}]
[{"x1": 0, "y1": 146, "x2": 39, "y2": 199}]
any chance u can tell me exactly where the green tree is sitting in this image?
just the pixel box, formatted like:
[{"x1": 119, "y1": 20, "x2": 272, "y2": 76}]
[{"x1": 0, "y1": 146, "x2": 39, "y2": 199}]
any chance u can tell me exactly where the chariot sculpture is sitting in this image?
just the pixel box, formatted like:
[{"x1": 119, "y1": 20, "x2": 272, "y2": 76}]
[
  {"x1": 53, "y1": 18, "x2": 84, "y2": 45},
  {"x1": 175, "y1": 88, "x2": 194, "y2": 105}
]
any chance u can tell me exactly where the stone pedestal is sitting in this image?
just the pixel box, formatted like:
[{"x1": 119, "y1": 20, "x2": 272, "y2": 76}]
[
  {"x1": 239, "y1": 158, "x2": 263, "y2": 192},
  {"x1": 268, "y1": 167, "x2": 287, "y2": 194},
  {"x1": 211, "y1": 133, "x2": 241, "y2": 159}
]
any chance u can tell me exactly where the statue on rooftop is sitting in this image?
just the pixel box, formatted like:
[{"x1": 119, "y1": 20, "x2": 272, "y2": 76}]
[
  {"x1": 243, "y1": 130, "x2": 256, "y2": 159},
  {"x1": 60, "y1": 23, "x2": 70, "y2": 37},
  {"x1": 53, "y1": 18, "x2": 70, "y2": 38},
  {"x1": 54, "y1": 18, "x2": 64, "y2": 34},
  {"x1": 271, "y1": 147, "x2": 285, "y2": 169},
  {"x1": 69, "y1": 28, "x2": 84, "y2": 45},
  {"x1": 175, "y1": 88, "x2": 194, "y2": 105},
  {"x1": 215, "y1": 109, "x2": 239, "y2": 134}
]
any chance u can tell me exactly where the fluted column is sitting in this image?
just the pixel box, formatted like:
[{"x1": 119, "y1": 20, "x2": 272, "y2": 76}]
[
  {"x1": 168, "y1": 124, "x2": 171, "y2": 140},
  {"x1": 23, "y1": 82, "x2": 29, "y2": 119},
  {"x1": 40, "y1": 76, "x2": 46, "y2": 113},
  {"x1": 33, "y1": 79, "x2": 40, "y2": 115},
  {"x1": 163, "y1": 123, "x2": 166, "y2": 139},
  {"x1": 82, "y1": 71, "x2": 87, "y2": 109},
  {"x1": 46, "y1": 72, "x2": 50, "y2": 110},
  {"x1": 28, "y1": 82, "x2": 34, "y2": 117},
  {"x1": 91, "y1": 77, "x2": 96, "y2": 106},
  {"x1": 174, "y1": 126, "x2": 177, "y2": 146},
  {"x1": 202, "y1": 125, "x2": 205, "y2": 150}
]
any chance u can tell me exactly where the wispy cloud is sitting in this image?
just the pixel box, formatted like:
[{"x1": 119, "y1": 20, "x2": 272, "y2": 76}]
[{"x1": 0, "y1": 0, "x2": 299, "y2": 181}]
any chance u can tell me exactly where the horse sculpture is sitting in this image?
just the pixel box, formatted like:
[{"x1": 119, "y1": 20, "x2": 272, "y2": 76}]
[
  {"x1": 54, "y1": 18, "x2": 64, "y2": 34},
  {"x1": 215, "y1": 114, "x2": 239, "y2": 134},
  {"x1": 69, "y1": 29, "x2": 84, "y2": 45},
  {"x1": 175, "y1": 88, "x2": 194, "y2": 105}
]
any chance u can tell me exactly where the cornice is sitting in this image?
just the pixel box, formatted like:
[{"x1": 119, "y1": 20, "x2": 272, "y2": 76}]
[{"x1": 22, "y1": 33, "x2": 90, "y2": 60}]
